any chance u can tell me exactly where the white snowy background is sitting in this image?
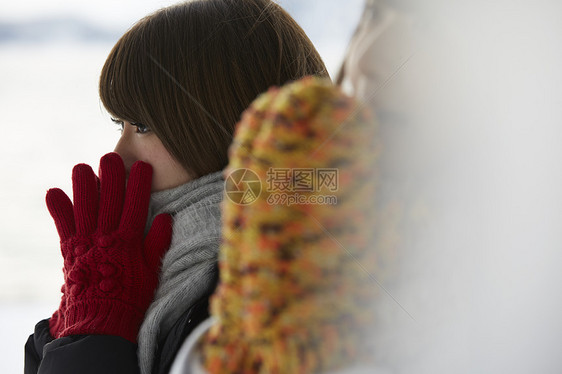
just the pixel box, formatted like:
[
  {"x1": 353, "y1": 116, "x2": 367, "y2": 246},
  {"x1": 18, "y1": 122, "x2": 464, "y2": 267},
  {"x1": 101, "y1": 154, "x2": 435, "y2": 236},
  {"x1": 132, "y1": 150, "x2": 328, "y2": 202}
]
[{"x1": 2, "y1": 1, "x2": 562, "y2": 373}]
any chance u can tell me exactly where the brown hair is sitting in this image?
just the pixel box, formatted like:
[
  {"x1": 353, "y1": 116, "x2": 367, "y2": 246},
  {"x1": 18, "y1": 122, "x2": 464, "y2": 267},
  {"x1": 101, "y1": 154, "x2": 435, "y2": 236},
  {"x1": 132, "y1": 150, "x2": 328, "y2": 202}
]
[{"x1": 99, "y1": 0, "x2": 329, "y2": 178}]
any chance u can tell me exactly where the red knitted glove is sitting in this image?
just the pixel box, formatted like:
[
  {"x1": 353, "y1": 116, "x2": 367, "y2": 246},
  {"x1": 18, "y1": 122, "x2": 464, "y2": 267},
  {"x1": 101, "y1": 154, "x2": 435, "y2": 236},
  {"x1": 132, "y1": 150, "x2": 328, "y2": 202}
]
[
  {"x1": 46, "y1": 152, "x2": 172, "y2": 343},
  {"x1": 48, "y1": 284, "x2": 67, "y2": 338}
]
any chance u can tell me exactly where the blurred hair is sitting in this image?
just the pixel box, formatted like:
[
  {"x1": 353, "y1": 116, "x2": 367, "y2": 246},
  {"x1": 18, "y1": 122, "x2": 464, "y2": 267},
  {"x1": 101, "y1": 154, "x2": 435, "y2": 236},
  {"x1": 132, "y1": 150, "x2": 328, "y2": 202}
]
[{"x1": 99, "y1": 0, "x2": 329, "y2": 178}]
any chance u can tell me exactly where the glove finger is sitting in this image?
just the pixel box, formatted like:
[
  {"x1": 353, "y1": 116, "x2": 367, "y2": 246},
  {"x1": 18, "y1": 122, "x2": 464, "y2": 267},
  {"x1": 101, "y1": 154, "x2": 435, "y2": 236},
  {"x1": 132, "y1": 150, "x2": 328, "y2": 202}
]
[
  {"x1": 98, "y1": 153, "x2": 126, "y2": 234},
  {"x1": 72, "y1": 164, "x2": 100, "y2": 236},
  {"x1": 119, "y1": 160, "x2": 152, "y2": 236},
  {"x1": 46, "y1": 188, "x2": 75, "y2": 242},
  {"x1": 144, "y1": 213, "x2": 173, "y2": 273}
]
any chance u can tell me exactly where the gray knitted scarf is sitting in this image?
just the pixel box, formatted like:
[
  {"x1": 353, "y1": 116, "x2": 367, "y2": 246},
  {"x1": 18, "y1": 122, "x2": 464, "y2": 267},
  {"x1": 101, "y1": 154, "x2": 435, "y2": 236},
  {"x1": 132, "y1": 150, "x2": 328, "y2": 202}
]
[{"x1": 138, "y1": 171, "x2": 224, "y2": 374}]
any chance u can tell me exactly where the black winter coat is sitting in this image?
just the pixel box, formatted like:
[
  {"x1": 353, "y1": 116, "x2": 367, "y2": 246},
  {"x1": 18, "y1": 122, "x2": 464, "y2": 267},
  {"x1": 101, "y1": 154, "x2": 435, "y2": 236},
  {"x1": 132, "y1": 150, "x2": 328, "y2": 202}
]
[{"x1": 24, "y1": 294, "x2": 211, "y2": 374}]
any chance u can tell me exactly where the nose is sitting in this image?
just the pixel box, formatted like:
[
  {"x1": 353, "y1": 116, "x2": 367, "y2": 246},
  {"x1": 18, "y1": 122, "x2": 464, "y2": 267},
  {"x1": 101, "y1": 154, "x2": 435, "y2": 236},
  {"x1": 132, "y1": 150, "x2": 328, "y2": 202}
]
[{"x1": 113, "y1": 129, "x2": 136, "y2": 174}]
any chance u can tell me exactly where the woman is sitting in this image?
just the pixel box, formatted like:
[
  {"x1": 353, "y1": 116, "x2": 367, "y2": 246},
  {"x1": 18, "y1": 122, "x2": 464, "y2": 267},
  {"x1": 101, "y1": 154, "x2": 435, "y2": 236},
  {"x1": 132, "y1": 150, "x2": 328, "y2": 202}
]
[{"x1": 24, "y1": 1, "x2": 328, "y2": 373}]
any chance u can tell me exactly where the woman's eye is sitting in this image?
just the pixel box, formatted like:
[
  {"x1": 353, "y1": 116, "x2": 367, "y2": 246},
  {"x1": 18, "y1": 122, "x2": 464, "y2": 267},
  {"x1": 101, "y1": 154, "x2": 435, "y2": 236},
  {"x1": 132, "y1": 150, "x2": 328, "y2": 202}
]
[
  {"x1": 111, "y1": 118, "x2": 124, "y2": 132},
  {"x1": 131, "y1": 122, "x2": 151, "y2": 134}
]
